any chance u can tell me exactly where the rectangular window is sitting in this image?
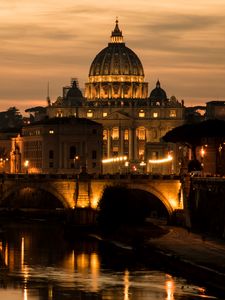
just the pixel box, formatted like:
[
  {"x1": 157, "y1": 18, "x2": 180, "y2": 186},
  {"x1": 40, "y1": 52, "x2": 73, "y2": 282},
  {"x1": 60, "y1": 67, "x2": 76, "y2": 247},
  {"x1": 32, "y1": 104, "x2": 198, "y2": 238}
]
[
  {"x1": 124, "y1": 129, "x2": 129, "y2": 140},
  {"x1": 137, "y1": 127, "x2": 146, "y2": 140},
  {"x1": 49, "y1": 150, "x2": 54, "y2": 159},
  {"x1": 92, "y1": 150, "x2": 97, "y2": 160},
  {"x1": 87, "y1": 110, "x2": 93, "y2": 118},
  {"x1": 103, "y1": 112, "x2": 108, "y2": 117},
  {"x1": 103, "y1": 130, "x2": 108, "y2": 140},
  {"x1": 169, "y1": 110, "x2": 177, "y2": 117},
  {"x1": 112, "y1": 127, "x2": 119, "y2": 140},
  {"x1": 49, "y1": 162, "x2": 54, "y2": 168},
  {"x1": 153, "y1": 112, "x2": 158, "y2": 118},
  {"x1": 139, "y1": 110, "x2": 145, "y2": 118},
  {"x1": 112, "y1": 149, "x2": 119, "y2": 157}
]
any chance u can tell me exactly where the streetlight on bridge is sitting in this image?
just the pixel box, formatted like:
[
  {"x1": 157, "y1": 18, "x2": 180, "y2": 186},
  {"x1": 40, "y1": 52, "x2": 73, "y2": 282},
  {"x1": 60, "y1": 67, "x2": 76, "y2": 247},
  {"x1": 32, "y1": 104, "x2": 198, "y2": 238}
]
[
  {"x1": 200, "y1": 147, "x2": 206, "y2": 176},
  {"x1": 24, "y1": 160, "x2": 29, "y2": 174}
]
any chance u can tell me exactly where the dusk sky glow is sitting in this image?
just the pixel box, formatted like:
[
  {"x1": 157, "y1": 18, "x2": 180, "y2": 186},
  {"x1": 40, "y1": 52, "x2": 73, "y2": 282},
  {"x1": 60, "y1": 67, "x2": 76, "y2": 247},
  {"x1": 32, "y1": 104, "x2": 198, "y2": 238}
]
[{"x1": 1, "y1": 0, "x2": 225, "y2": 112}]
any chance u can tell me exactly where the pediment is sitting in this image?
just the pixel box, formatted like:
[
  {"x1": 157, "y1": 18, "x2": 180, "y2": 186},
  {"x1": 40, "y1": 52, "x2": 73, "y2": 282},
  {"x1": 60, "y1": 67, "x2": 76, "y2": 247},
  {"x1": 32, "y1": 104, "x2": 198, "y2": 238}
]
[{"x1": 105, "y1": 111, "x2": 133, "y2": 120}]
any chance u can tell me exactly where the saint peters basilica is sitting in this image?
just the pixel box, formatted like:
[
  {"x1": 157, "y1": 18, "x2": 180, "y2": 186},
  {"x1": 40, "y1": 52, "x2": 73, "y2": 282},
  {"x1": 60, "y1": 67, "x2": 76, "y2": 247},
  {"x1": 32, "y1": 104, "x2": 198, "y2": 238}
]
[{"x1": 46, "y1": 20, "x2": 185, "y2": 174}]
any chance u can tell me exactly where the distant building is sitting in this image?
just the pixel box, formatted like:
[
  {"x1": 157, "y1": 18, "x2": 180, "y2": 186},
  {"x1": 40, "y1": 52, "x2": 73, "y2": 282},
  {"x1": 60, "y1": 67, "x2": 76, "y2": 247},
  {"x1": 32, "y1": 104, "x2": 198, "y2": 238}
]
[
  {"x1": 11, "y1": 117, "x2": 102, "y2": 174},
  {"x1": 0, "y1": 128, "x2": 20, "y2": 173},
  {"x1": 46, "y1": 20, "x2": 185, "y2": 174},
  {"x1": 206, "y1": 101, "x2": 225, "y2": 120}
]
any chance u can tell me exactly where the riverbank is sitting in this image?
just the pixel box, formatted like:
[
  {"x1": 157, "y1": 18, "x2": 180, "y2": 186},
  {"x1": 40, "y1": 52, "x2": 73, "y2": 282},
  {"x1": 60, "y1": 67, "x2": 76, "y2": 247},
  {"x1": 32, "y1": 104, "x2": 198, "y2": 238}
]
[
  {"x1": 104, "y1": 224, "x2": 225, "y2": 297},
  {"x1": 146, "y1": 226, "x2": 225, "y2": 295}
]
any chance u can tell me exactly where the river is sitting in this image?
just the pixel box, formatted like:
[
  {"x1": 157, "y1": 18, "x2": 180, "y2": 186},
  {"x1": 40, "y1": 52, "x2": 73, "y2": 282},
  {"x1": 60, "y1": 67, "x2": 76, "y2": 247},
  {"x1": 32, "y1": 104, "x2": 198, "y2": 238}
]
[{"x1": 0, "y1": 221, "x2": 222, "y2": 300}]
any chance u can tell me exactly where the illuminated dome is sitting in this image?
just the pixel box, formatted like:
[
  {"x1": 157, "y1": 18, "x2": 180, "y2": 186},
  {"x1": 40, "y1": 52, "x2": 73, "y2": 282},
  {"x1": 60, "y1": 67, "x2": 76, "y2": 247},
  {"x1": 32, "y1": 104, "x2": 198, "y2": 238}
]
[{"x1": 85, "y1": 20, "x2": 148, "y2": 100}]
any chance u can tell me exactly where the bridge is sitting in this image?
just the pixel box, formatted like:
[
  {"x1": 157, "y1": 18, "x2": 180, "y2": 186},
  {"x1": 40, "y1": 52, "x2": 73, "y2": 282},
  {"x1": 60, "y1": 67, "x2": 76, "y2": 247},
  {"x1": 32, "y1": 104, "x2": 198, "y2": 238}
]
[{"x1": 0, "y1": 173, "x2": 183, "y2": 217}]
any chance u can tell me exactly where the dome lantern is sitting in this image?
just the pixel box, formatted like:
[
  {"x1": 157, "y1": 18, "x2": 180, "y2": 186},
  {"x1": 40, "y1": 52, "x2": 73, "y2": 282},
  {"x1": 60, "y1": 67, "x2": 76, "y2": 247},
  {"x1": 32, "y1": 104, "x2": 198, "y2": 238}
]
[{"x1": 110, "y1": 19, "x2": 124, "y2": 43}]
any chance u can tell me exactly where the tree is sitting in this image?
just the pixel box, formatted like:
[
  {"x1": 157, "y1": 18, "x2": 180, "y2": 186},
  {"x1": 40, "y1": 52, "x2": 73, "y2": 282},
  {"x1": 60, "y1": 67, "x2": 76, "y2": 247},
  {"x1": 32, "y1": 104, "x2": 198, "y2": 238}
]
[
  {"x1": 163, "y1": 119, "x2": 225, "y2": 161},
  {"x1": 0, "y1": 107, "x2": 23, "y2": 129}
]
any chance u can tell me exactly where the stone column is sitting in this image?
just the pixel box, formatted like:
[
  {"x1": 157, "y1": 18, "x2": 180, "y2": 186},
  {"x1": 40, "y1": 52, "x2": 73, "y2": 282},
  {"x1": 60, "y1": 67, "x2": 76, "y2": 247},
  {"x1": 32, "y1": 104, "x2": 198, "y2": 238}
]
[
  {"x1": 134, "y1": 128, "x2": 138, "y2": 160},
  {"x1": 107, "y1": 128, "x2": 111, "y2": 158},
  {"x1": 120, "y1": 128, "x2": 124, "y2": 156},
  {"x1": 129, "y1": 128, "x2": 134, "y2": 160}
]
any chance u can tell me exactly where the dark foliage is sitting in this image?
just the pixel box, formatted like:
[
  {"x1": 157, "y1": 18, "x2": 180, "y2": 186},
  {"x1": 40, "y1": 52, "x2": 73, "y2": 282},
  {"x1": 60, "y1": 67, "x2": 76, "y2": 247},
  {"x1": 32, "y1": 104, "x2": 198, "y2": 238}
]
[
  {"x1": 188, "y1": 159, "x2": 202, "y2": 172},
  {"x1": 163, "y1": 119, "x2": 225, "y2": 144},
  {"x1": 163, "y1": 119, "x2": 225, "y2": 160}
]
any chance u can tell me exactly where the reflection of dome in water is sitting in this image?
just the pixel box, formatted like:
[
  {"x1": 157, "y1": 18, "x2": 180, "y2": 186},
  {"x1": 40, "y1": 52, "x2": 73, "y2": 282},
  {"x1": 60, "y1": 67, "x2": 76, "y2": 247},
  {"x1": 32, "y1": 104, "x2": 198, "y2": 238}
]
[{"x1": 85, "y1": 20, "x2": 148, "y2": 100}]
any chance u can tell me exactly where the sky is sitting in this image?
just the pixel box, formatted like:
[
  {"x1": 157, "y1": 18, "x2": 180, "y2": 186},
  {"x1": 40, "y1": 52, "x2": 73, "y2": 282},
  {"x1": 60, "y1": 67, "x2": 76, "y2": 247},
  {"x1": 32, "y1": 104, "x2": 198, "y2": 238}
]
[{"x1": 0, "y1": 0, "x2": 225, "y2": 112}]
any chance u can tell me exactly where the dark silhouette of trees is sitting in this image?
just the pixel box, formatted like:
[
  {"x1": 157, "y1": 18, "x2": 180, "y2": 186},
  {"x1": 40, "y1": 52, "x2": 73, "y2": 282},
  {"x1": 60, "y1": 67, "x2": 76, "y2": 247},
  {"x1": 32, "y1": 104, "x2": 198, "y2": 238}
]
[
  {"x1": 0, "y1": 107, "x2": 23, "y2": 129},
  {"x1": 163, "y1": 119, "x2": 225, "y2": 171}
]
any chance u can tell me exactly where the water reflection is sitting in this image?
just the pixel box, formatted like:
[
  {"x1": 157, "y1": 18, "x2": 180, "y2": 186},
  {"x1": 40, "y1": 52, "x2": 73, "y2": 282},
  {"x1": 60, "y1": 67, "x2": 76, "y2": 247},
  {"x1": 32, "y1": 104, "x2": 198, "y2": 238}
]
[
  {"x1": 124, "y1": 269, "x2": 130, "y2": 300},
  {"x1": 165, "y1": 275, "x2": 175, "y2": 300},
  {"x1": 0, "y1": 223, "x2": 220, "y2": 300}
]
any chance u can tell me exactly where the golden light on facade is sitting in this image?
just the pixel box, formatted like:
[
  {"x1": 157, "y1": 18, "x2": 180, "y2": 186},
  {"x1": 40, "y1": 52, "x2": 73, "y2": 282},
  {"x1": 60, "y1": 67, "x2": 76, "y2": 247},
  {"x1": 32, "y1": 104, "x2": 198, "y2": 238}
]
[
  {"x1": 24, "y1": 160, "x2": 29, "y2": 168},
  {"x1": 149, "y1": 154, "x2": 173, "y2": 164},
  {"x1": 91, "y1": 196, "x2": 99, "y2": 209},
  {"x1": 200, "y1": 147, "x2": 205, "y2": 157},
  {"x1": 102, "y1": 156, "x2": 127, "y2": 163}
]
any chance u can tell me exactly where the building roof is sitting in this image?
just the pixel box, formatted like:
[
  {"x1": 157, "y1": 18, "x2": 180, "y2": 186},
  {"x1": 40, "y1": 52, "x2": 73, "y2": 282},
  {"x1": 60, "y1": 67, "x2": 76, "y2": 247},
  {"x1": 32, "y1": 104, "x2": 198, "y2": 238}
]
[{"x1": 25, "y1": 117, "x2": 102, "y2": 127}]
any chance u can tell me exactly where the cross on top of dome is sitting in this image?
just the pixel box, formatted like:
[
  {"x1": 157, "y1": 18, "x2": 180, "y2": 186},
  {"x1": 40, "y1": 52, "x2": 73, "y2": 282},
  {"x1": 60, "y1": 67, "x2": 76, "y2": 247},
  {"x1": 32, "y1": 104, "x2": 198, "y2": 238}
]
[{"x1": 111, "y1": 19, "x2": 124, "y2": 43}]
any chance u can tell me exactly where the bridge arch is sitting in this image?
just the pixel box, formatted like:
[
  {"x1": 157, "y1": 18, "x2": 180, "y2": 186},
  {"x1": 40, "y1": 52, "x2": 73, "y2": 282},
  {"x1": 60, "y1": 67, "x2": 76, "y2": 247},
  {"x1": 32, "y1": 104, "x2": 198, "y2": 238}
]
[
  {"x1": 0, "y1": 183, "x2": 71, "y2": 209},
  {"x1": 126, "y1": 183, "x2": 174, "y2": 215}
]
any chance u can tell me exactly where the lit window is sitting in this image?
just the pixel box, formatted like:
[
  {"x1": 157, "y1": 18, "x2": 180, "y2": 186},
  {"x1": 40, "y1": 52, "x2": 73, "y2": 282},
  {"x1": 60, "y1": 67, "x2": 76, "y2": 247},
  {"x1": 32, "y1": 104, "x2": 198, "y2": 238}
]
[
  {"x1": 152, "y1": 151, "x2": 158, "y2": 159},
  {"x1": 112, "y1": 127, "x2": 119, "y2": 140},
  {"x1": 87, "y1": 110, "x2": 93, "y2": 118},
  {"x1": 113, "y1": 146, "x2": 119, "y2": 155},
  {"x1": 137, "y1": 127, "x2": 146, "y2": 140},
  {"x1": 139, "y1": 110, "x2": 145, "y2": 118},
  {"x1": 169, "y1": 110, "x2": 176, "y2": 117},
  {"x1": 103, "y1": 112, "x2": 108, "y2": 117},
  {"x1": 153, "y1": 112, "x2": 158, "y2": 118},
  {"x1": 139, "y1": 149, "x2": 144, "y2": 157},
  {"x1": 49, "y1": 130, "x2": 54, "y2": 134},
  {"x1": 124, "y1": 129, "x2": 129, "y2": 140},
  {"x1": 103, "y1": 130, "x2": 108, "y2": 140},
  {"x1": 56, "y1": 111, "x2": 63, "y2": 117}
]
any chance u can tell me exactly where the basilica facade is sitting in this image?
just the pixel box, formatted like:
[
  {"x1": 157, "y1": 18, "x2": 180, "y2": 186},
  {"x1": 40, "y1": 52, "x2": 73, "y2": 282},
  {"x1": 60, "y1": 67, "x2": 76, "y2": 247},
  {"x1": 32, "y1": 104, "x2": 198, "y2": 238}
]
[{"x1": 47, "y1": 20, "x2": 186, "y2": 174}]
